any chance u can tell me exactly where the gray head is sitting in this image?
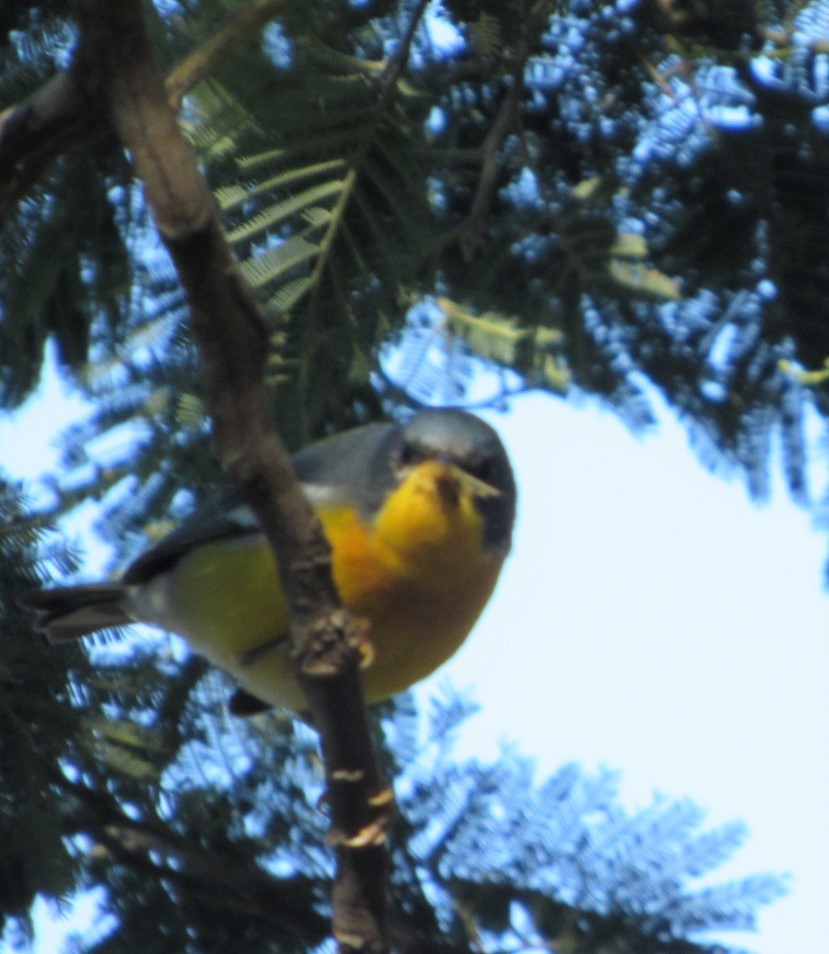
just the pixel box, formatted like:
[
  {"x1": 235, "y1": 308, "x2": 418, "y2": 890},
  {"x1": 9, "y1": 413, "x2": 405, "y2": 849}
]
[{"x1": 371, "y1": 409, "x2": 517, "y2": 554}]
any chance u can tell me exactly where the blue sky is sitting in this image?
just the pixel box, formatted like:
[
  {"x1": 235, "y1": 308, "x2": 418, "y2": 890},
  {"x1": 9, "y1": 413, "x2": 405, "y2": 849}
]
[
  {"x1": 2, "y1": 370, "x2": 828, "y2": 954},
  {"x1": 421, "y1": 390, "x2": 829, "y2": 954}
]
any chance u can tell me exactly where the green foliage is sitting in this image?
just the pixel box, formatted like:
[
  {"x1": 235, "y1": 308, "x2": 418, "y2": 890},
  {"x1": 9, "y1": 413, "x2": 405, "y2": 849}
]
[
  {"x1": 0, "y1": 6, "x2": 135, "y2": 406},
  {"x1": 193, "y1": 18, "x2": 436, "y2": 437},
  {"x1": 0, "y1": 481, "x2": 82, "y2": 939},
  {"x1": 5, "y1": 0, "x2": 828, "y2": 512}
]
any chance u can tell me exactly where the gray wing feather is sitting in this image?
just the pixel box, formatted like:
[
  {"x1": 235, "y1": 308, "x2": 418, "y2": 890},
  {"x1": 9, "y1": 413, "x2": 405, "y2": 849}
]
[{"x1": 123, "y1": 421, "x2": 396, "y2": 585}]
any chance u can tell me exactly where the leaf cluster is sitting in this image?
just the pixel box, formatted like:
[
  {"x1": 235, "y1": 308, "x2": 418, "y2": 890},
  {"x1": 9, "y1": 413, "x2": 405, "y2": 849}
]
[
  {"x1": 0, "y1": 480, "x2": 84, "y2": 941},
  {"x1": 2, "y1": 0, "x2": 827, "y2": 530},
  {"x1": 3, "y1": 1, "x2": 829, "y2": 528}
]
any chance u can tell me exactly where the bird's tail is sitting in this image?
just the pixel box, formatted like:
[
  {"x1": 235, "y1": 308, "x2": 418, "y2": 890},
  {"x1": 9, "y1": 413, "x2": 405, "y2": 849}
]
[{"x1": 17, "y1": 584, "x2": 132, "y2": 641}]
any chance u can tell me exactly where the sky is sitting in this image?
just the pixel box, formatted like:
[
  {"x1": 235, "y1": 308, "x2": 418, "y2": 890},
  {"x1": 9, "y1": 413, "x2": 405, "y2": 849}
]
[
  {"x1": 421, "y1": 390, "x2": 829, "y2": 954},
  {"x1": 1, "y1": 370, "x2": 828, "y2": 954}
]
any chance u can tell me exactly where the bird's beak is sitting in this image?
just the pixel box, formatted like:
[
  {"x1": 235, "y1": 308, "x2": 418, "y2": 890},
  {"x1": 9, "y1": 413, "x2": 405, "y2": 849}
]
[
  {"x1": 397, "y1": 459, "x2": 500, "y2": 504},
  {"x1": 443, "y1": 462, "x2": 501, "y2": 499}
]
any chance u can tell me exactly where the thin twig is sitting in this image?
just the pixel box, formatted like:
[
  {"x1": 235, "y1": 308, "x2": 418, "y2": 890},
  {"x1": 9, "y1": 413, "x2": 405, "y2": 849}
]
[{"x1": 165, "y1": 0, "x2": 289, "y2": 108}]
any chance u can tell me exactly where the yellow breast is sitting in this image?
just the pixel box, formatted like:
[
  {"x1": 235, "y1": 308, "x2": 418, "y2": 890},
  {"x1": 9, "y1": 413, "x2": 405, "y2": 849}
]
[
  {"x1": 322, "y1": 460, "x2": 504, "y2": 699},
  {"x1": 148, "y1": 460, "x2": 504, "y2": 711}
]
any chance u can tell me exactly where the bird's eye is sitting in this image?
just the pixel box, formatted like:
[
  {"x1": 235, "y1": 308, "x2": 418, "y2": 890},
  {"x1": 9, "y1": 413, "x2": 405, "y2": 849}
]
[
  {"x1": 398, "y1": 442, "x2": 418, "y2": 468},
  {"x1": 468, "y1": 458, "x2": 496, "y2": 484}
]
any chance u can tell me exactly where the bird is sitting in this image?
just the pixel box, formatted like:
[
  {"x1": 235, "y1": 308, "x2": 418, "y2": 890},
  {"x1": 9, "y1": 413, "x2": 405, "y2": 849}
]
[{"x1": 19, "y1": 409, "x2": 517, "y2": 717}]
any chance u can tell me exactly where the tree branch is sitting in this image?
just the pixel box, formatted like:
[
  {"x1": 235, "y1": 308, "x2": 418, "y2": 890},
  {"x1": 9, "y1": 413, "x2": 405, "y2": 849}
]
[
  {"x1": 68, "y1": 2, "x2": 390, "y2": 950},
  {"x1": 0, "y1": 0, "x2": 287, "y2": 226},
  {"x1": 0, "y1": 69, "x2": 89, "y2": 223},
  {"x1": 459, "y1": 70, "x2": 524, "y2": 262}
]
